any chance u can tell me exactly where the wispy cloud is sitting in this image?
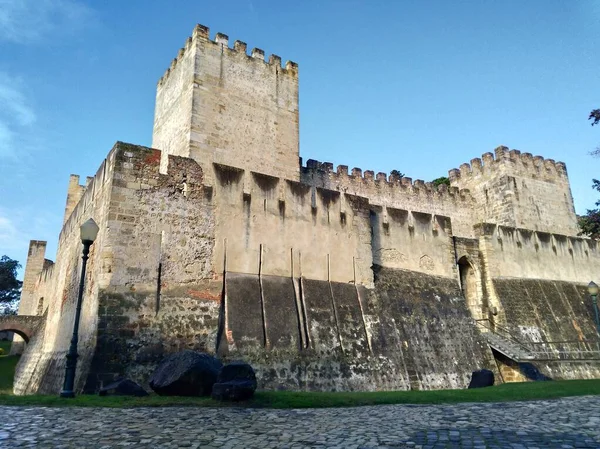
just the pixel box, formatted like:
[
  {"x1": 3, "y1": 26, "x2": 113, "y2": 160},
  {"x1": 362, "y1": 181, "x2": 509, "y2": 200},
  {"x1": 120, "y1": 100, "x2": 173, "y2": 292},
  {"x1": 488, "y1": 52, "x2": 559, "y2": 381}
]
[
  {"x1": 0, "y1": 72, "x2": 35, "y2": 159},
  {"x1": 0, "y1": 0, "x2": 93, "y2": 44}
]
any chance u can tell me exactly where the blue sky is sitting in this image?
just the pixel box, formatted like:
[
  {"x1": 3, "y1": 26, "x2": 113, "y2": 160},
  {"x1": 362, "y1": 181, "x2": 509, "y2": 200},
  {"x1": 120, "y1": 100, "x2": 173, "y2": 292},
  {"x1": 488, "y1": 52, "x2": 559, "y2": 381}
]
[{"x1": 0, "y1": 0, "x2": 599, "y2": 277}]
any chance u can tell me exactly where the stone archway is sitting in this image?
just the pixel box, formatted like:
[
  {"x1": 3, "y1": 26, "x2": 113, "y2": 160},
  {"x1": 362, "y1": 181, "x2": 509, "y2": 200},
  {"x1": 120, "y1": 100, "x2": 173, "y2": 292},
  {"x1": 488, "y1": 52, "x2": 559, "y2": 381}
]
[
  {"x1": 0, "y1": 315, "x2": 42, "y2": 354},
  {"x1": 457, "y1": 256, "x2": 484, "y2": 321}
]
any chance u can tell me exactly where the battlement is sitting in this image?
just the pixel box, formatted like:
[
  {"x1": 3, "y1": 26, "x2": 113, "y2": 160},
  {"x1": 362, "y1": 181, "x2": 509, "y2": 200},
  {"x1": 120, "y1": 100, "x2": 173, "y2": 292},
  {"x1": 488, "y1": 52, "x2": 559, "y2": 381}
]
[
  {"x1": 448, "y1": 145, "x2": 568, "y2": 183},
  {"x1": 301, "y1": 158, "x2": 472, "y2": 200},
  {"x1": 157, "y1": 23, "x2": 298, "y2": 87}
]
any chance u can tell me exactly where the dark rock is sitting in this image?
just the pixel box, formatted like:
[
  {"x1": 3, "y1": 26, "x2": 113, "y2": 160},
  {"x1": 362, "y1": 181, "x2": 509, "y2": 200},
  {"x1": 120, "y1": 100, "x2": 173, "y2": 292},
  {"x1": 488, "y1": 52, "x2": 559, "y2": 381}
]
[
  {"x1": 218, "y1": 361, "x2": 257, "y2": 383},
  {"x1": 468, "y1": 369, "x2": 494, "y2": 388},
  {"x1": 212, "y1": 380, "x2": 256, "y2": 401},
  {"x1": 149, "y1": 350, "x2": 223, "y2": 396},
  {"x1": 212, "y1": 361, "x2": 257, "y2": 401},
  {"x1": 99, "y1": 378, "x2": 148, "y2": 397}
]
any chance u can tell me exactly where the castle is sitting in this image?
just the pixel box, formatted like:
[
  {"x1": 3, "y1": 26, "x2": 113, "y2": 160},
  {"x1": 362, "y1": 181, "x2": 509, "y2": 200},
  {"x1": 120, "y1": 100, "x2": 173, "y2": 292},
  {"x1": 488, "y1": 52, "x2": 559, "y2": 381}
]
[{"x1": 5, "y1": 24, "x2": 600, "y2": 394}]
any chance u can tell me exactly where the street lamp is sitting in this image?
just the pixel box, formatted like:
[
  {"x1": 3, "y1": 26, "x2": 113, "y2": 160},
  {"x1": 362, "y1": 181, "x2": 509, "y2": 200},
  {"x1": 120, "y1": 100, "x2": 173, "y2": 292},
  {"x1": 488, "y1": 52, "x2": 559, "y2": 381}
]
[
  {"x1": 588, "y1": 281, "x2": 600, "y2": 335},
  {"x1": 60, "y1": 218, "x2": 99, "y2": 398}
]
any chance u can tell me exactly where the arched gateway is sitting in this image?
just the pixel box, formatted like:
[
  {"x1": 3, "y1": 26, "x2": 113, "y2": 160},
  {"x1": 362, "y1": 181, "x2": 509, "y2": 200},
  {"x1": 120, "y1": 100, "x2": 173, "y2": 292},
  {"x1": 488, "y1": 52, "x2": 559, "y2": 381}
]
[{"x1": 0, "y1": 315, "x2": 42, "y2": 344}]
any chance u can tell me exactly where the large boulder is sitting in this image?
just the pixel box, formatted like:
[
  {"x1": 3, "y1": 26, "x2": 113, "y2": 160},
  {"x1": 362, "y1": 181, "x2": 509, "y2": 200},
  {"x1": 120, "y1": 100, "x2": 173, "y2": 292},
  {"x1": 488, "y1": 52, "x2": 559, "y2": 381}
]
[
  {"x1": 467, "y1": 369, "x2": 494, "y2": 388},
  {"x1": 149, "y1": 350, "x2": 223, "y2": 396},
  {"x1": 212, "y1": 361, "x2": 257, "y2": 401},
  {"x1": 99, "y1": 378, "x2": 148, "y2": 397}
]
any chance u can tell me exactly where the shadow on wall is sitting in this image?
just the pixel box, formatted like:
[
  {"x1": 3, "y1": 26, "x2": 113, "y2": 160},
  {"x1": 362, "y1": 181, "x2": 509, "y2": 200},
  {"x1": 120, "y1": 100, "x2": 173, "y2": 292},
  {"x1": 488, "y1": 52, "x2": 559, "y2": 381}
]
[{"x1": 492, "y1": 349, "x2": 552, "y2": 382}]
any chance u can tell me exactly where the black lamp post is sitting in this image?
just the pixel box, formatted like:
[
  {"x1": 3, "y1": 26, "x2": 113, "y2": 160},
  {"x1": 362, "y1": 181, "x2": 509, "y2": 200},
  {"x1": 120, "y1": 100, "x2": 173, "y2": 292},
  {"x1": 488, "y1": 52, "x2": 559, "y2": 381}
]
[
  {"x1": 588, "y1": 281, "x2": 600, "y2": 335},
  {"x1": 60, "y1": 218, "x2": 99, "y2": 398}
]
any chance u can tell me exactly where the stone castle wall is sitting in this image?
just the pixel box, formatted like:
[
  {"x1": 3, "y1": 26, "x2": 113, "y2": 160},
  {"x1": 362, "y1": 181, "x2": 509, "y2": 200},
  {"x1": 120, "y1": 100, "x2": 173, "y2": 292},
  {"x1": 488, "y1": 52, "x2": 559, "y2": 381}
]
[
  {"x1": 14, "y1": 150, "x2": 117, "y2": 394},
  {"x1": 12, "y1": 23, "x2": 600, "y2": 395}
]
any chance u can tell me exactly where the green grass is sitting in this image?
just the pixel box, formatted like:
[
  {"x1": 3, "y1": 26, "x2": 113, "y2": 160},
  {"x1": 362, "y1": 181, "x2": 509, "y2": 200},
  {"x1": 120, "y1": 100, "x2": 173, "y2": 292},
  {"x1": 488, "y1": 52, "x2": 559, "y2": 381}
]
[
  {"x1": 0, "y1": 339, "x2": 19, "y2": 395},
  {"x1": 0, "y1": 368, "x2": 598, "y2": 408},
  {"x1": 0, "y1": 340, "x2": 11, "y2": 354},
  {"x1": 1, "y1": 345, "x2": 599, "y2": 408}
]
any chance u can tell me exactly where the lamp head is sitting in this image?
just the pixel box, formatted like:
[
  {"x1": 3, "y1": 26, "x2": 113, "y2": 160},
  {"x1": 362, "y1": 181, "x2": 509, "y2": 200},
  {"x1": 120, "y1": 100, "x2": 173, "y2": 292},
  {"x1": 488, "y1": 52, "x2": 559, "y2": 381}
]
[
  {"x1": 588, "y1": 281, "x2": 599, "y2": 296},
  {"x1": 80, "y1": 218, "x2": 99, "y2": 243}
]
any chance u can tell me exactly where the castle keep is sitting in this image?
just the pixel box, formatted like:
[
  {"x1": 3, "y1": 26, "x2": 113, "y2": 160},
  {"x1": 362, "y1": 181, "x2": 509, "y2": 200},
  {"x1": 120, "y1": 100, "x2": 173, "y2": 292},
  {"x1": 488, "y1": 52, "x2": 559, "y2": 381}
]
[{"x1": 7, "y1": 24, "x2": 600, "y2": 394}]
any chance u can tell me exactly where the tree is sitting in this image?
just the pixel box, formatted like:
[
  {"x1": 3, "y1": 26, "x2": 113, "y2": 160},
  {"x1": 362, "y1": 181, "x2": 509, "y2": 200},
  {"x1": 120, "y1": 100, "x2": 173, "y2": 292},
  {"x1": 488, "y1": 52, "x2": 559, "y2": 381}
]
[
  {"x1": 578, "y1": 180, "x2": 600, "y2": 239},
  {"x1": 0, "y1": 256, "x2": 22, "y2": 305},
  {"x1": 390, "y1": 169, "x2": 405, "y2": 179},
  {"x1": 432, "y1": 176, "x2": 451, "y2": 187},
  {"x1": 590, "y1": 109, "x2": 600, "y2": 126},
  {"x1": 579, "y1": 109, "x2": 600, "y2": 239}
]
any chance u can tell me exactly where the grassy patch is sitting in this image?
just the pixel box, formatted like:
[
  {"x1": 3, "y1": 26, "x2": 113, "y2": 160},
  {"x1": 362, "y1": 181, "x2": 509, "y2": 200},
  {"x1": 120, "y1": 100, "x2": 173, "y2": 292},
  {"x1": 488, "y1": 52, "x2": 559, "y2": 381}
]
[
  {"x1": 0, "y1": 347, "x2": 19, "y2": 395},
  {"x1": 0, "y1": 340, "x2": 11, "y2": 353},
  {"x1": 0, "y1": 378, "x2": 599, "y2": 408}
]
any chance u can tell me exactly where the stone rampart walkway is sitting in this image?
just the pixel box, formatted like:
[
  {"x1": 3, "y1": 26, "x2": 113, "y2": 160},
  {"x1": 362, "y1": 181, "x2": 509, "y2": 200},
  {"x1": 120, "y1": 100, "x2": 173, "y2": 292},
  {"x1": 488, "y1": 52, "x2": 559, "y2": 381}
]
[{"x1": 1, "y1": 396, "x2": 600, "y2": 448}]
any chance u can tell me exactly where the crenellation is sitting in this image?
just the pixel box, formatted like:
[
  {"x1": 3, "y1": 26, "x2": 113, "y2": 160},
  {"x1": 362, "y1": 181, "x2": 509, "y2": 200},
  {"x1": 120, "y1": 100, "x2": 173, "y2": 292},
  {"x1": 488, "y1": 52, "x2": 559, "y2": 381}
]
[
  {"x1": 448, "y1": 168, "x2": 460, "y2": 182},
  {"x1": 364, "y1": 170, "x2": 374, "y2": 180},
  {"x1": 269, "y1": 54, "x2": 282, "y2": 67},
  {"x1": 193, "y1": 23, "x2": 210, "y2": 41},
  {"x1": 323, "y1": 162, "x2": 334, "y2": 172},
  {"x1": 459, "y1": 163, "x2": 471, "y2": 177},
  {"x1": 376, "y1": 172, "x2": 387, "y2": 182},
  {"x1": 556, "y1": 161, "x2": 567, "y2": 177},
  {"x1": 251, "y1": 47, "x2": 265, "y2": 60},
  {"x1": 215, "y1": 32, "x2": 228, "y2": 46},
  {"x1": 352, "y1": 167, "x2": 362, "y2": 178},
  {"x1": 481, "y1": 152, "x2": 495, "y2": 167},
  {"x1": 509, "y1": 149, "x2": 521, "y2": 161},
  {"x1": 400, "y1": 177, "x2": 412, "y2": 186},
  {"x1": 494, "y1": 145, "x2": 509, "y2": 160},
  {"x1": 520, "y1": 152, "x2": 533, "y2": 165},
  {"x1": 233, "y1": 40, "x2": 247, "y2": 53},
  {"x1": 470, "y1": 158, "x2": 482, "y2": 174},
  {"x1": 285, "y1": 61, "x2": 298, "y2": 72},
  {"x1": 337, "y1": 165, "x2": 348, "y2": 175},
  {"x1": 306, "y1": 159, "x2": 321, "y2": 169},
  {"x1": 543, "y1": 159, "x2": 557, "y2": 175}
]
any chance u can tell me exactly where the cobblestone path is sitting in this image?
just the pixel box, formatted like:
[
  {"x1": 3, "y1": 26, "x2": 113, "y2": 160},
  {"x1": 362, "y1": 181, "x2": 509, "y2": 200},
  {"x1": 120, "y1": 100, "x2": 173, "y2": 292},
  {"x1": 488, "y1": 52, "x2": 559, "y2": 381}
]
[{"x1": 1, "y1": 396, "x2": 600, "y2": 448}]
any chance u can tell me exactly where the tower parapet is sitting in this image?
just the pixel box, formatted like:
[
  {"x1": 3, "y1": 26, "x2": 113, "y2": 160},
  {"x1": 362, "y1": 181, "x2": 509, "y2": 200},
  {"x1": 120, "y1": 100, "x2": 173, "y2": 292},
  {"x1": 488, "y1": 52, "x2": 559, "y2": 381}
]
[
  {"x1": 449, "y1": 146, "x2": 577, "y2": 235},
  {"x1": 152, "y1": 23, "x2": 300, "y2": 182}
]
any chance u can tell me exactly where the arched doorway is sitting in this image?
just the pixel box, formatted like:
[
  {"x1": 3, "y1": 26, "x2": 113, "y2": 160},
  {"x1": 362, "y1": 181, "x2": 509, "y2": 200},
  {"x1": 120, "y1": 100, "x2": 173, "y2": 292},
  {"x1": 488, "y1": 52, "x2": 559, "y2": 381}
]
[{"x1": 457, "y1": 256, "x2": 484, "y2": 321}]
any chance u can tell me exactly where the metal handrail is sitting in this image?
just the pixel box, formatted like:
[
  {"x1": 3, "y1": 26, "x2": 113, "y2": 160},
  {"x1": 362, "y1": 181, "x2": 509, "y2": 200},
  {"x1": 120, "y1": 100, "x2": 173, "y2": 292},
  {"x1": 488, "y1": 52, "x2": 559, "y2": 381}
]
[
  {"x1": 474, "y1": 319, "x2": 533, "y2": 353},
  {"x1": 475, "y1": 318, "x2": 600, "y2": 361}
]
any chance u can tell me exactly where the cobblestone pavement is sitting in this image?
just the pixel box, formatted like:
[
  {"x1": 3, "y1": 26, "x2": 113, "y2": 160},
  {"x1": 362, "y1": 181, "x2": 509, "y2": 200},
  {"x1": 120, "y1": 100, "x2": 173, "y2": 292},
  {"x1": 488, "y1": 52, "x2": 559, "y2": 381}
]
[{"x1": 1, "y1": 396, "x2": 600, "y2": 448}]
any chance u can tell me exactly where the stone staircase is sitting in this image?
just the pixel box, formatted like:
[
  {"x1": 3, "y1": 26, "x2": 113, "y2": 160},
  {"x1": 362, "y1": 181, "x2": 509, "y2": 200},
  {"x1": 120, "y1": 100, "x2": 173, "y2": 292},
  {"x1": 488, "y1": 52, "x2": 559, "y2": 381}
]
[
  {"x1": 479, "y1": 330, "x2": 536, "y2": 362},
  {"x1": 476, "y1": 319, "x2": 600, "y2": 362}
]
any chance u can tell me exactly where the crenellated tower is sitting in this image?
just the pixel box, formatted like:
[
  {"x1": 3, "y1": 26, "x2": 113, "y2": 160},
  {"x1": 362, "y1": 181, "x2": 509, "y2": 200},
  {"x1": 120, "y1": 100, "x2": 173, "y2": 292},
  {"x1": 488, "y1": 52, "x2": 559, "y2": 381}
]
[
  {"x1": 152, "y1": 24, "x2": 300, "y2": 181},
  {"x1": 449, "y1": 146, "x2": 578, "y2": 235}
]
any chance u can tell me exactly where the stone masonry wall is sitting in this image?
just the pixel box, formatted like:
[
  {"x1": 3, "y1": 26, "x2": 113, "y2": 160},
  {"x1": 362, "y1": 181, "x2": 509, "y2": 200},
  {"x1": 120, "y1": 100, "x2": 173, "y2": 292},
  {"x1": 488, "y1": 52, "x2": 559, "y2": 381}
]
[
  {"x1": 14, "y1": 148, "x2": 116, "y2": 394},
  {"x1": 83, "y1": 143, "x2": 221, "y2": 391},
  {"x1": 220, "y1": 268, "x2": 496, "y2": 391}
]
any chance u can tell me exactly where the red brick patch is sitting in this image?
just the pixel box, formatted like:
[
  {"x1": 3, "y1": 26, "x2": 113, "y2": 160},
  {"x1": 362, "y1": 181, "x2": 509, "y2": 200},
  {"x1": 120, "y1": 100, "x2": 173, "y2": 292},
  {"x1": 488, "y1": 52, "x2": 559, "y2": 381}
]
[
  {"x1": 187, "y1": 290, "x2": 221, "y2": 302},
  {"x1": 144, "y1": 150, "x2": 161, "y2": 165}
]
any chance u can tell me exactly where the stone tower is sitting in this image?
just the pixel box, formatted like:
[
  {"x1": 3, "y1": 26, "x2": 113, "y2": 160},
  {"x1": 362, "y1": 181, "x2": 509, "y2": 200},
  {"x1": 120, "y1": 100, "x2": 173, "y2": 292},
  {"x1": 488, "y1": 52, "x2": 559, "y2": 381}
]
[
  {"x1": 449, "y1": 146, "x2": 578, "y2": 235},
  {"x1": 152, "y1": 24, "x2": 300, "y2": 181}
]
